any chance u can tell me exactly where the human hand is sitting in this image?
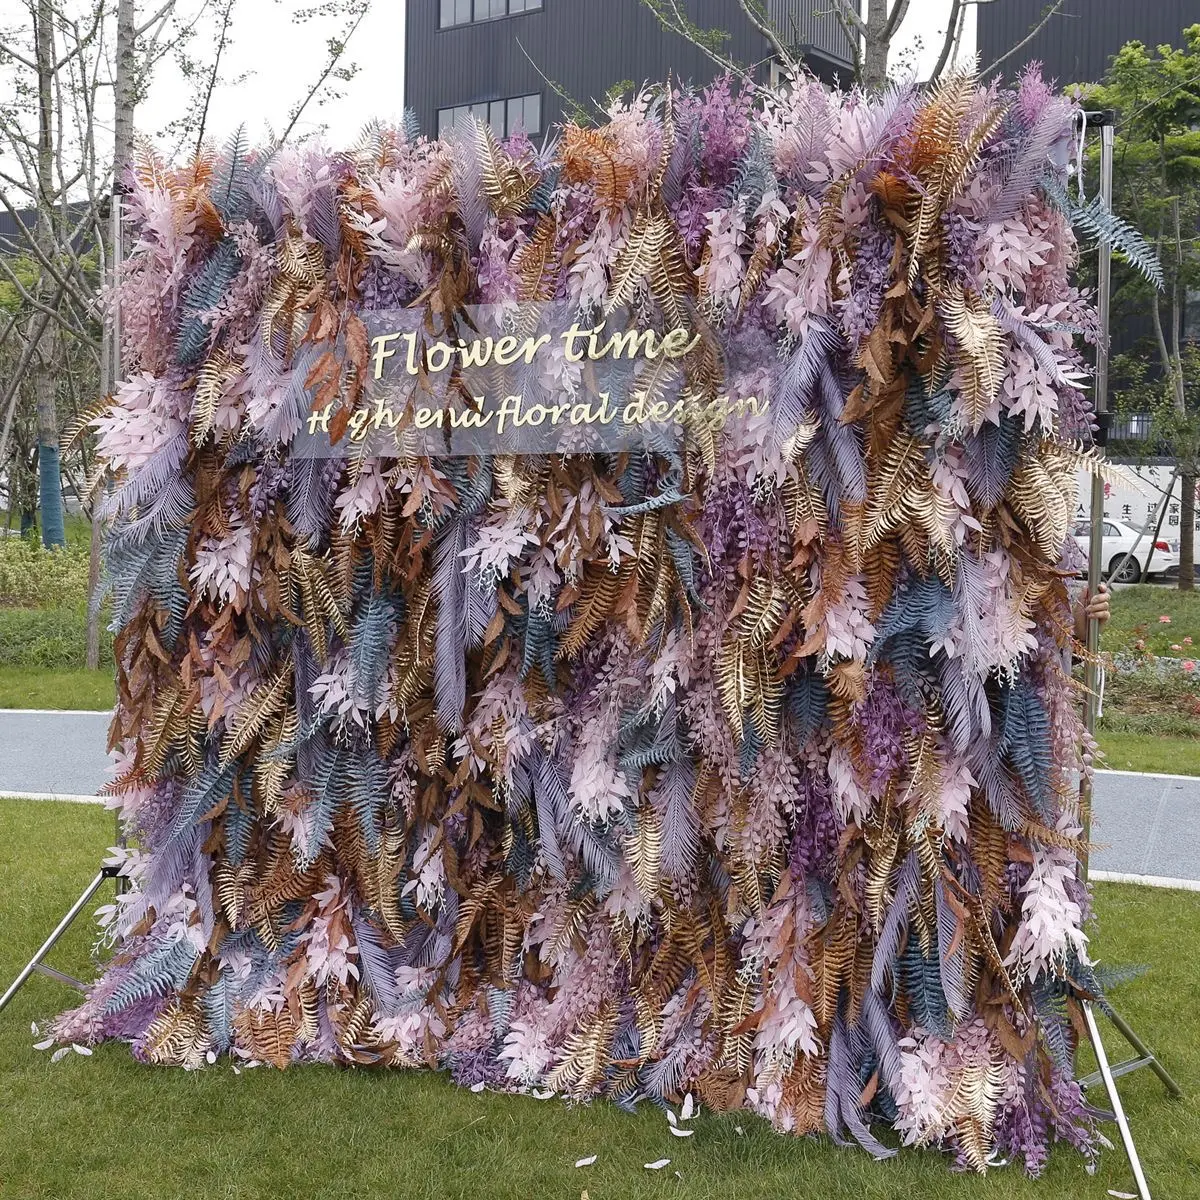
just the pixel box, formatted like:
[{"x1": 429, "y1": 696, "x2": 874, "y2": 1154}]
[{"x1": 1074, "y1": 582, "x2": 1111, "y2": 641}]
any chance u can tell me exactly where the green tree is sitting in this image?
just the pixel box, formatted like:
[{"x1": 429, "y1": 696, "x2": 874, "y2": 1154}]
[{"x1": 1083, "y1": 27, "x2": 1200, "y2": 590}]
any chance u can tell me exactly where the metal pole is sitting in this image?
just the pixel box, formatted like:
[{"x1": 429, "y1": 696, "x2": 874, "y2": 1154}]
[
  {"x1": 109, "y1": 189, "x2": 127, "y2": 892},
  {"x1": 1082, "y1": 116, "x2": 1114, "y2": 862},
  {"x1": 1084, "y1": 1003, "x2": 1153, "y2": 1200},
  {"x1": 0, "y1": 871, "x2": 109, "y2": 1014}
]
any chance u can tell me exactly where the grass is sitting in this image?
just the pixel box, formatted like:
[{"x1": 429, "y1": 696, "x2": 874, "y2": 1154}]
[
  {"x1": 0, "y1": 666, "x2": 114, "y2": 710},
  {"x1": 1096, "y1": 585, "x2": 1200, "y2": 775},
  {"x1": 1097, "y1": 731, "x2": 1200, "y2": 775},
  {"x1": 1106, "y1": 584, "x2": 1200, "y2": 656},
  {"x1": 0, "y1": 798, "x2": 1196, "y2": 1200}
]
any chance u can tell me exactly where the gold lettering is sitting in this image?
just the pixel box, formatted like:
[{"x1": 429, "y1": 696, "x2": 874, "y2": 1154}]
[
  {"x1": 493, "y1": 336, "x2": 521, "y2": 366},
  {"x1": 496, "y1": 395, "x2": 523, "y2": 435},
  {"x1": 448, "y1": 399, "x2": 494, "y2": 430},
  {"x1": 562, "y1": 322, "x2": 595, "y2": 363},
  {"x1": 458, "y1": 337, "x2": 494, "y2": 368},
  {"x1": 660, "y1": 328, "x2": 701, "y2": 358},
  {"x1": 348, "y1": 407, "x2": 372, "y2": 442},
  {"x1": 426, "y1": 342, "x2": 454, "y2": 374},
  {"x1": 602, "y1": 328, "x2": 659, "y2": 360},
  {"x1": 307, "y1": 403, "x2": 332, "y2": 435},
  {"x1": 371, "y1": 332, "x2": 401, "y2": 379}
]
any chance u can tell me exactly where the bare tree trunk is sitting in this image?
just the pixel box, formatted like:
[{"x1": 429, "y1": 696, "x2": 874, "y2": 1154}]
[
  {"x1": 33, "y1": 0, "x2": 65, "y2": 549},
  {"x1": 862, "y1": 1, "x2": 889, "y2": 92},
  {"x1": 87, "y1": 0, "x2": 137, "y2": 669}
]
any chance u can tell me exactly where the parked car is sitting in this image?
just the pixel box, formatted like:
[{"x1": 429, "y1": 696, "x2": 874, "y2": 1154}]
[{"x1": 1072, "y1": 519, "x2": 1181, "y2": 582}]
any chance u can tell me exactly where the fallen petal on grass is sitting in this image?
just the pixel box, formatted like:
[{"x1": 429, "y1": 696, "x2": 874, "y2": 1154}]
[
  {"x1": 574, "y1": 1155, "x2": 597, "y2": 1168},
  {"x1": 644, "y1": 1159, "x2": 671, "y2": 1170}
]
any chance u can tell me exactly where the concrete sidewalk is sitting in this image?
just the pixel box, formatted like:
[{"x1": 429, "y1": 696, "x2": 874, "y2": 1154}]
[{"x1": 0, "y1": 710, "x2": 1196, "y2": 885}]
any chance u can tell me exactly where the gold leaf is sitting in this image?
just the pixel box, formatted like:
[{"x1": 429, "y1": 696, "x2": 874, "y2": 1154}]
[{"x1": 940, "y1": 282, "x2": 1002, "y2": 429}]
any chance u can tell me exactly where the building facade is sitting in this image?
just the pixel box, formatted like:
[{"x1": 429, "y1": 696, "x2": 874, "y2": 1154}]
[
  {"x1": 977, "y1": 0, "x2": 1200, "y2": 85},
  {"x1": 404, "y1": 0, "x2": 854, "y2": 143}
]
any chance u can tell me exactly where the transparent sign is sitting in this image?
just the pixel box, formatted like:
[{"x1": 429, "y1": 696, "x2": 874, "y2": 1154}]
[{"x1": 293, "y1": 304, "x2": 768, "y2": 457}]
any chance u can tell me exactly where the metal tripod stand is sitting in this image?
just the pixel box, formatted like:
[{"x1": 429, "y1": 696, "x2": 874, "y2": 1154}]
[
  {"x1": 0, "y1": 190, "x2": 127, "y2": 1019},
  {"x1": 1078, "y1": 110, "x2": 1185, "y2": 1200},
  {"x1": 0, "y1": 864, "x2": 120, "y2": 1015}
]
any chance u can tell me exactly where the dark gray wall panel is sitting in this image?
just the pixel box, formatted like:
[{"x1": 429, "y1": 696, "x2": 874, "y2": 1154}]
[
  {"x1": 405, "y1": 0, "x2": 854, "y2": 139},
  {"x1": 978, "y1": 0, "x2": 1200, "y2": 85}
]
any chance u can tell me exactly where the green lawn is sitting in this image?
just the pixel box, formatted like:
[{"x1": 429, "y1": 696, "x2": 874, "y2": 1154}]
[
  {"x1": 0, "y1": 797, "x2": 1195, "y2": 1200},
  {"x1": 1106, "y1": 583, "x2": 1200, "y2": 656},
  {"x1": 1098, "y1": 731, "x2": 1200, "y2": 775},
  {"x1": 0, "y1": 667, "x2": 114, "y2": 710}
]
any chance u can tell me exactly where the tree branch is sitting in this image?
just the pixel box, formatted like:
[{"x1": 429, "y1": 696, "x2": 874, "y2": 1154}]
[
  {"x1": 927, "y1": 0, "x2": 965, "y2": 83},
  {"x1": 827, "y1": 0, "x2": 867, "y2": 37},
  {"x1": 0, "y1": 259, "x2": 99, "y2": 346},
  {"x1": 276, "y1": 2, "x2": 370, "y2": 148},
  {"x1": 134, "y1": 0, "x2": 177, "y2": 38},
  {"x1": 881, "y1": 0, "x2": 912, "y2": 44},
  {"x1": 641, "y1": 0, "x2": 741, "y2": 75},
  {"x1": 736, "y1": 0, "x2": 796, "y2": 73},
  {"x1": 980, "y1": 0, "x2": 1066, "y2": 77}
]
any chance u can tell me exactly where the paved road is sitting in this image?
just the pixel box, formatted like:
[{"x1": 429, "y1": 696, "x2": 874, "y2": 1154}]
[
  {"x1": 0, "y1": 711, "x2": 1196, "y2": 884},
  {"x1": 0, "y1": 710, "x2": 113, "y2": 798}
]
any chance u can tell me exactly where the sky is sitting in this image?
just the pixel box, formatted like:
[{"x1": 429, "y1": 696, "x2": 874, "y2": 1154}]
[{"x1": 141, "y1": 0, "x2": 977, "y2": 150}]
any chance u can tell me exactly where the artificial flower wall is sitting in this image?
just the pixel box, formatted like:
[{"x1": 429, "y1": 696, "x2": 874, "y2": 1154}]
[{"x1": 57, "y1": 69, "x2": 1110, "y2": 1174}]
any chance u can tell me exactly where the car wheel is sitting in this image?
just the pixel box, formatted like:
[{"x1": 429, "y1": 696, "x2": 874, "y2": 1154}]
[{"x1": 1108, "y1": 555, "x2": 1142, "y2": 583}]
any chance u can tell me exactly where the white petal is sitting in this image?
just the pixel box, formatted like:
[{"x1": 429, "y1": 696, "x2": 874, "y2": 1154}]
[
  {"x1": 681, "y1": 1093, "x2": 695, "y2": 1120},
  {"x1": 50, "y1": 1047, "x2": 70, "y2": 1063},
  {"x1": 735, "y1": 1125, "x2": 744, "y2": 1136},
  {"x1": 206, "y1": 1051, "x2": 217, "y2": 1065},
  {"x1": 668, "y1": 1127, "x2": 694, "y2": 1138},
  {"x1": 33, "y1": 1038, "x2": 55, "y2": 1051},
  {"x1": 644, "y1": 1159, "x2": 671, "y2": 1170},
  {"x1": 470, "y1": 1081, "x2": 486, "y2": 1093},
  {"x1": 30, "y1": 1022, "x2": 38, "y2": 1035},
  {"x1": 532, "y1": 1088, "x2": 555, "y2": 1100},
  {"x1": 574, "y1": 1156, "x2": 597, "y2": 1168},
  {"x1": 1108, "y1": 1193, "x2": 1137, "y2": 1199},
  {"x1": 71, "y1": 1044, "x2": 93, "y2": 1056},
  {"x1": 232, "y1": 1065, "x2": 242, "y2": 1075},
  {"x1": 666, "y1": 1110, "x2": 678, "y2": 1127}
]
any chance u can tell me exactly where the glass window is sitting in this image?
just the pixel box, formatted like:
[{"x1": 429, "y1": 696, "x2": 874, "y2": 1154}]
[
  {"x1": 509, "y1": 0, "x2": 543, "y2": 12},
  {"x1": 440, "y1": 0, "x2": 472, "y2": 27},
  {"x1": 475, "y1": 0, "x2": 505, "y2": 17},
  {"x1": 489, "y1": 100, "x2": 506, "y2": 133},
  {"x1": 508, "y1": 93, "x2": 541, "y2": 136},
  {"x1": 437, "y1": 105, "x2": 474, "y2": 135},
  {"x1": 1104, "y1": 522, "x2": 1121, "y2": 537}
]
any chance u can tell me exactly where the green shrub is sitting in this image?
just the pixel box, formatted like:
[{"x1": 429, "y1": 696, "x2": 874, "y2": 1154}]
[
  {"x1": 0, "y1": 605, "x2": 113, "y2": 669},
  {"x1": 0, "y1": 538, "x2": 92, "y2": 608}
]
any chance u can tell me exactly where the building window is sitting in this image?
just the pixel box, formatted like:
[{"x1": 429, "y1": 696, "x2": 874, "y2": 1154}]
[
  {"x1": 440, "y1": 0, "x2": 541, "y2": 27},
  {"x1": 437, "y1": 93, "x2": 542, "y2": 139},
  {"x1": 439, "y1": 0, "x2": 472, "y2": 27}
]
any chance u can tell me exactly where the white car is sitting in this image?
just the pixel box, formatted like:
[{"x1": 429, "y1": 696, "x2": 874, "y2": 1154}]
[{"x1": 1072, "y1": 519, "x2": 1181, "y2": 582}]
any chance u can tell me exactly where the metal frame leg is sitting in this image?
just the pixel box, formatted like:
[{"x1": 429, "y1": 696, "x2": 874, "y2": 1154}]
[
  {"x1": 1084, "y1": 1001, "x2": 1153, "y2": 1200},
  {"x1": 0, "y1": 868, "x2": 114, "y2": 1014}
]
